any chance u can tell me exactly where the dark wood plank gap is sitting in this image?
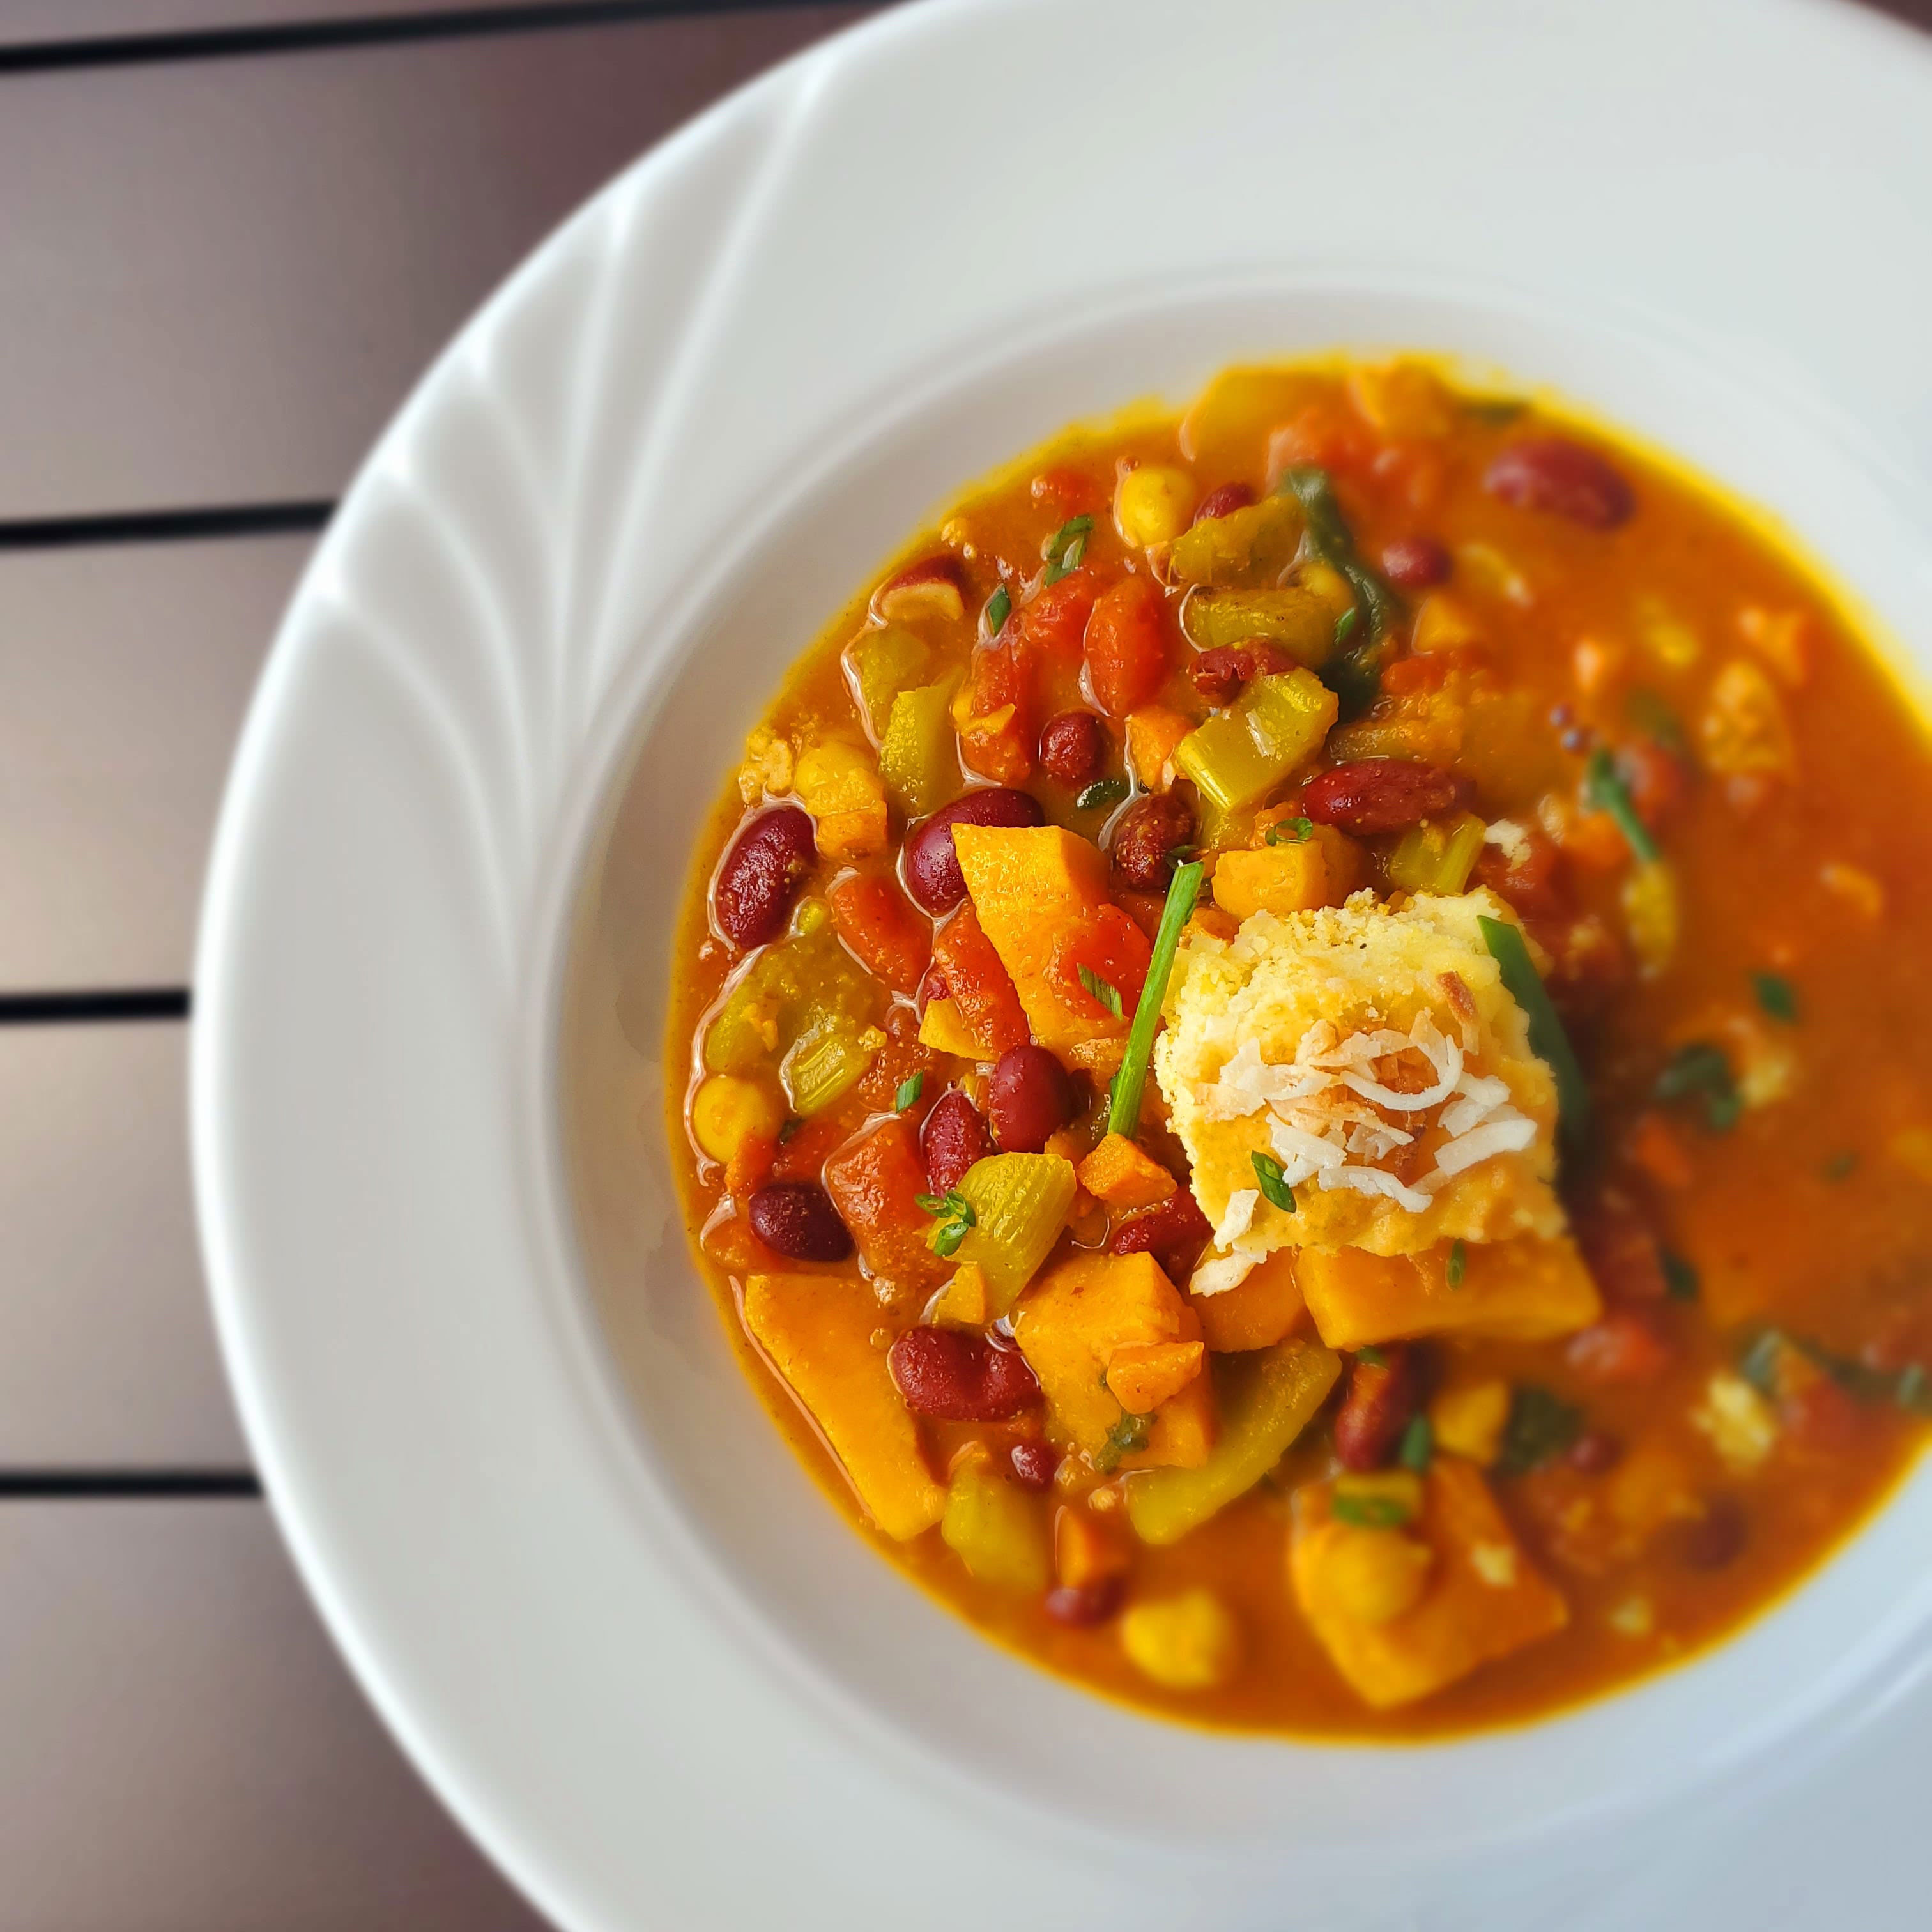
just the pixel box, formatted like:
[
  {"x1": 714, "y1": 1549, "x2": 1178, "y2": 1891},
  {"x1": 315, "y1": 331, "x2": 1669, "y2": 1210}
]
[
  {"x1": 0, "y1": 502, "x2": 332, "y2": 552},
  {"x1": 0, "y1": 990, "x2": 190, "y2": 1023},
  {"x1": 0, "y1": 1471, "x2": 258, "y2": 1496},
  {"x1": 0, "y1": 0, "x2": 859, "y2": 73}
]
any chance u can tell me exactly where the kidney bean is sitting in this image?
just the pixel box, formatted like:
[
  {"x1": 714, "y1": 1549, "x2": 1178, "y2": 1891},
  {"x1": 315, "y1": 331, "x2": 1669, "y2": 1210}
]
[
  {"x1": 902, "y1": 788, "x2": 1046, "y2": 914},
  {"x1": 1044, "y1": 1577, "x2": 1126, "y2": 1627},
  {"x1": 1676, "y1": 1496, "x2": 1747, "y2": 1571},
  {"x1": 921, "y1": 1087, "x2": 994, "y2": 1195},
  {"x1": 1108, "y1": 792, "x2": 1195, "y2": 892},
  {"x1": 1379, "y1": 535, "x2": 1452, "y2": 588},
  {"x1": 1301, "y1": 759, "x2": 1460, "y2": 835},
  {"x1": 1189, "y1": 641, "x2": 1297, "y2": 707},
  {"x1": 988, "y1": 1045, "x2": 1074, "y2": 1154},
  {"x1": 1567, "y1": 1429, "x2": 1624, "y2": 1475},
  {"x1": 1566, "y1": 1308, "x2": 1671, "y2": 1384},
  {"x1": 713, "y1": 804, "x2": 815, "y2": 950},
  {"x1": 1038, "y1": 710, "x2": 1108, "y2": 787},
  {"x1": 1333, "y1": 1346, "x2": 1419, "y2": 1471},
  {"x1": 747, "y1": 1180, "x2": 852, "y2": 1262},
  {"x1": 1009, "y1": 1439, "x2": 1061, "y2": 1491},
  {"x1": 1485, "y1": 436, "x2": 1635, "y2": 530},
  {"x1": 887, "y1": 1327, "x2": 1042, "y2": 1422},
  {"x1": 1577, "y1": 1206, "x2": 1668, "y2": 1303},
  {"x1": 1110, "y1": 1184, "x2": 1213, "y2": 1282},
  {"x1": 1193, "y1": 480, "x2": 1257, "y2": 524}
]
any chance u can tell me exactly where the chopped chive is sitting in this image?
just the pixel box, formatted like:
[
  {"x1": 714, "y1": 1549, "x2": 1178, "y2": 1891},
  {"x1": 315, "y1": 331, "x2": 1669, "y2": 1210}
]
[
  {"x1": 1333, "y1": 604, "x2": 1360, "y2": 646},
  {"x1": 1626, "y1": 689, "x2": 1689, "y2": 757},
  {"x1": 1479, "y1": 916, "x2": 1590, "y2": 1156},
  {"x1": 984, "y1": 584, "x2": 1011, "y2": 637},
  {"x1": 1264, "y1": 816, "x2": 1314, "y2": 846},
  {"x1": 1280, "y1": 463, "x2": 1399, "y2": 719},
  {"x1": 1331, "y1": 1492, "x2": 1414, "y2": 1529},
  {"x1": 1752, "y1": 971, "x2": 1799, "y2": 1023},
  {"x1": 1496, "y1": 1385, "x2": 1583, "y2": 1478},
  {"x1": 1076, "y1": 775, "x2": 1130, "y2": 811},
  {"x1": 1078, "y1": 965, "x2": 1124, "y2": 1019},
  {"x1": 1446, "y1": 1239, "x2": 1466, "y2": 1290},
  {"x1": 1655, "y1": 1041, "x2": 1742, "y2": 1133},
  {"x1": 1661, "y1": 1249, "x2": 1699, "y2": 1301},
  {"x1": 1357, "y1": 1347, "x2": 1388, "y2": 1368},
  {"x1": 1823, "y1": 1151, "x2": 1859, "y2": 1182},
  {"x1": 1041, "y1": 514, "x2": 1094, "y2": 586},
  {"x1": 776, "y1": 1117, "x2": 802, "y2": 1144},
  {"x1": 894, "y1": 1071, "x2": 924, "y2": 1113},
  {"x1": 916, "y1": 1186, "x2": 976, "y2": 1259},
  {"x1": 1107, "y1": 859, "x2": 1204, "y2": 1138},
  {"x1": 1251, "y1": 1150, "x2": 1297, "y2": 1213},
  {"x1": 1583, "y1": 746, "x2": 1661, "y2": 864},
  {"x1": 1736, "y1": 1330, "x2": 1786, "y2": 1398},
  {"x1": 1398, "y1": 1414, "x2": 1434, "y2": 1473}
]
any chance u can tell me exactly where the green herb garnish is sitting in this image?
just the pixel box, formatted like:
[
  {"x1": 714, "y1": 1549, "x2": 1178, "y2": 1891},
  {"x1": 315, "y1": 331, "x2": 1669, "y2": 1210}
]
[
  {"x1": 1739, "y1": 1327, "x2": 1932, "y2": 1418},
  {"x1": 1280, "y1": 464, "x2": 1399, "y2": 718},
  {"x1": 1041, "y1": 514, "x2": 1094, "y2": 586},
  {"x1": 1331, "y1": 1492, "x2": 1414, "y2": 1529},
  {"x1": 1655, "y1": 1041, "x2": 1742, "y2": 1133},
  {"x1": 1399, "y1": 1414, "x2": 1434, "y2": 1473},
  {"x1": 1479, "y1": 916, "x2": 1590, "y2": 1156},
  {"x1": 1465, "y1": 396, "x2": 1528, "y2": 425},
  {"x1": 1823, "y1": 1151, "x2": 1859, "y2": 1182},
  {"x1": 776, "y1": 1117, "x2": 802, "y2": 1145},
  {"x1": 984, "y1": 584, "x2": 1011, "y2": 637},
  {"x1": 1446, "y1": 1239, "x2": 1466, "y2": 1290},
  {"x1": 1626, "y1": 689, "x2": 1689, "y2": 757},
  {"x1": 894, "y1": 1071, "x2": 924, "y2": 1113},
  {"x1": 916, "y1": 1188, "x2": 978, "y2": 1259},
  {"x1": 1583, "y1": 746, "x2": 1660, "y2": 864},
  {"x1": 1078, "y1": 965, "x2": 1124, "y2": 1019},
  {"x1": 1076, "y1": 775, "x2": 1130, "y2": 812},
  {"x1": 1333, "y1": 604, "x2": 1360, "y2": 646},
  {"x1": 1264, "y1": 816, "x2": 1314, "y2": 846},
  {"x1": 1251, "y1": 1150, "x2": 1297, "y2": 1213},
  {"x1": 1752, "y1": 971, "x2": 1799, "y2": 1023},
  {"x1": 1107, "y1": 859, "x2": 1204, "y2": 1138},
  {"x1": 1496, "y1": 1385, "x2": 1583, "y2": 1477},
  {"x1": 1357, "y1": 1347, "x2": 1388, "y2": 1368},
  {"x1": 1661, "y1": 1249, "x2": 1699, "y2": 1301},
  {"x1": 1095, "y1": 1407, "x2": 1152, "y2": 1473}
]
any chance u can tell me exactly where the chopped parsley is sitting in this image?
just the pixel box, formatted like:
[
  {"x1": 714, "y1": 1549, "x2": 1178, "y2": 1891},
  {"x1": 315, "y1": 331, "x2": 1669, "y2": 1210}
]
[
  {"x1": 1356, "y1": 1347, "x2": 1388, "y2": 1368},
  {"x1": 1496, "y1": 1385, "x2": 1583, "y2": 1477},
  {"x1": 915, "y1": 1188, "x2": 977, "y2": 1259},
  {"x1": 893, "y1": 1071, "x2": 924, "y2": 1113},
  {"x1": 1041, "y1": 514, "x2": 1094, "y2": 586},
  {"x1": 1741, "y1": 1327, "x2": 1932, "y2": 1418},
  {"x1": 1251, "y1": 1150, "x2": 1296, "y2": 1213},
  {"x1": 1751, "y1": 971, "x2": 1799, "y2": 1023},
  {"x1": 1446, "y1": 1239, "x2": 1466, "y2": 1291},
  {"x1": 1078, "y1": 965, "x2": 1124, "y2": 1018},
  {"x1": 1398, "y1": 1414, "x2": 1434, "y2": 1473},
  {"x1": 984, "y1": 583, "x2": 1011, "y2": 637},
  {"x1": 1095, "y1": 1407, "x2": 1151, "y2": 1473},
  {"x1": 1823, "y1": 1151, "x2": 1859, "y2": 1182},
  {"x1": 1076, "y1": 775, "x2": 1130, "y2": 811},
  {"x1": 1661, "y1": 1249, "x2": 1700, "y2": 1302},
  {"x1": 776, "y1": 1117, "x2": 802, "y2": 1145},
  {"x1": 1654, "y1": 1041, "x2": 1742, "y2": 1133}
]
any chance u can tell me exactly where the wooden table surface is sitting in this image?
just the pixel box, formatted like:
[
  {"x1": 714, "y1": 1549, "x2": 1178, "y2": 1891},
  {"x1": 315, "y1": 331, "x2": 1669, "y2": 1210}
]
[{"x1": 1, "y1": 1, "x2": 1927, "y2": 1925}]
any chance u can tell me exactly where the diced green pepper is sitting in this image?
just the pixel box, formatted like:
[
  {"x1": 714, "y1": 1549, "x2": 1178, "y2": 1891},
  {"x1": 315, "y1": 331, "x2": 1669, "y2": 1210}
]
[
  {"x1": 1173, "y1": 669, "x2": 1338, "y2": 816},
  {"x1": 1124, "y1": 1338, "x2": 1342, "y2": 1545},
  {"x1": 1387, "y1": 811, "x2": 1487, "y2": 894},
  {"x1": 878, "y1": 672, "x2": 962, "y2": 816},
  {"x1": 843, "y1": 625, "x2": 930, "y2": 737},
  {"x1": 1167, "y1": 494, "x2": 1303, "y2": 588},
  {"x1": 947, "y1": 1153, "x2": 1077, "y2": 1315},
  {"x1": 1182, "y1": 587, "x2": 1337, "y2": 664}
]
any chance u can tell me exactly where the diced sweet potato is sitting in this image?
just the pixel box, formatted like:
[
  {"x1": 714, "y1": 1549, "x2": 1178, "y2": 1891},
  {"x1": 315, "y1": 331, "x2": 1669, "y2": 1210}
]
[
  {"x1": 1211, "y1": 841, "x2": 1331, "y2": 918},
  {"x1": 1296, "y1": 1235, "x2": 1602, "y2": 1350},
  {"x1": 1125, "y1": 706, "x2": 1193, "y2": 790},
  {"x1": 824, "y1": 1118, "x2": 950, "y2": 1294},
  {"x1": 1078, "y1": 1133, "x2": 1177, "y2": 1209},
  {"x1": 1189, "y1": 1249, "x2": 1305, "y2": 1352},
  {"x1": 1013, "y1": 1251, "x2": 1215, "y2": 1470},
  {"x1": 930, "y1": 1262, "x2": 990, "y2": 1326},
  {"x1": 792, "y1": 740, "x2": 888, "y2": 859},
  {"x1": 1290, "y1": 1458, "x2": 1567, "y2": 1708},
  {"x1": 1107, "y1": 1340, "x2": 1206, "y2": 1413},
  {"x1": 1055, "y1": 1506, "x2": 1130, "y2": 1588},
  {"x1": 742, "y1": 1273, "x2": 944, "y2": 1540},
  {"x1": 917, "y1": 997, "x2": 984, "y2": 1058}
]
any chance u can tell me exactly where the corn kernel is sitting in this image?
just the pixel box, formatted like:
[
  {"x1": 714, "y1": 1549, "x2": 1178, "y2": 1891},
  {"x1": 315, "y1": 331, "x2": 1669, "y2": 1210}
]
[
  {"x1": 1411, "y1": 593, "x2": 1483, "y2": 654},
  {"x1": 1301, "y1": 1522, "x2": 1434, "y2": 1626},
  {"x1": 1114, "y1": 464, "x2": 1197, "y2": 549},
  {"x1": 1119, "y1": 1588, "x2": 1241, "y2": 1690},
  {"x1": 1333, "y1": 1468, "x2": 1425, "y2": 1519},
  {"x1": 1430, "y1": 1380, "x2": 1510, "y2": 1466},
  {"x1": 691, "y1": 1075, "x2": 783, "y2": 1164},
  {"x1": 1622, "y1": 858, "x2": 1679, "y2": 978}
]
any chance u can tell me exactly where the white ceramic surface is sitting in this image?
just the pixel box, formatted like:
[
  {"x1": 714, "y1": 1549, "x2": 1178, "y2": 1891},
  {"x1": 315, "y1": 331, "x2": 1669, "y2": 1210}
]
[{"x1": 192, "y1": 1, "x2": 1932, "y2": 1927}]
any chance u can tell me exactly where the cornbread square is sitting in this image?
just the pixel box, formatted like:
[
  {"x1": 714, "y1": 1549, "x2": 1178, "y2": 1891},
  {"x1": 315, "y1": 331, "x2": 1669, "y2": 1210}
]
[{"x1": 1153, "y1": 889, "x2": 1565, "y2": 1264}]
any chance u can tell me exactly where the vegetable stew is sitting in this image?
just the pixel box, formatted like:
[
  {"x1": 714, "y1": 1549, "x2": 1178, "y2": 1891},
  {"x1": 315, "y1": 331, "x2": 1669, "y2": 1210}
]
[{"x1": 664, "y1": 356, "x2": 1932, "y2": 1736}]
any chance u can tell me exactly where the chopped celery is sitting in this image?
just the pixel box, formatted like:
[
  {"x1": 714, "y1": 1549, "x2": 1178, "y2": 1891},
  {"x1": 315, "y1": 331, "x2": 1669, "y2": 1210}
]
[
  {"x1": 1167, "y1": 494, "x2": 1303, "y2": 588},
  {"x1": 843, "y1": 625, "x2": 931, "y2": 738},
  {"x1": 947, "y1": 1153, "x2": 1077, "y2": 1315},
  {"x1": 940, "y1": 1455, "x2": 1049, "y2": 1590},
  {"x1": 1108, "y1": 859, "x2": 1204, "y2": 1138},
  {"x1": 1479, "y1": 915, "x2": 1590, "y2": 1155},
  {"x1": 704, "y1": 928, "x2": 880, "y2": 1078},
  {"x1": 1182, "y1": 587, "x2": 1337, "y2": 664},
  {"x1": 1387, "y1": 811, "x2": 1487, "y2": 894},
  {"x1": 879, "y1": 672, "x2": 962, "y2": 816},
  {"x1": 1124, "y1": 1338, "x2": 1342, "y2": 1545},
  {"x1": 781, "y1": 1022, "x2": 879, "y2": 1116},
  {"x1": 1173, "y1": 670, "x2": 1338, "y2": 816}
]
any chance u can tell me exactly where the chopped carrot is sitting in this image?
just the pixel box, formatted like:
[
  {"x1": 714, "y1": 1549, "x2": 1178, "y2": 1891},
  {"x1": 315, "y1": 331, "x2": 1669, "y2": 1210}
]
[
  {"x1": 824, "y1": 1117, "x2": 949, "y2": 1293},
  {"x1": 1084, "y1": 574, "x2": 1169, "y2": 717}
]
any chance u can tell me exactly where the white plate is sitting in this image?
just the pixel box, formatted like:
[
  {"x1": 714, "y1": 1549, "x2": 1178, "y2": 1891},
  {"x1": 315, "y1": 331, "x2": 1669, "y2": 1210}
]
[{"x1": 192, "y1": 1, "x2": 1932, "y2": 1927}]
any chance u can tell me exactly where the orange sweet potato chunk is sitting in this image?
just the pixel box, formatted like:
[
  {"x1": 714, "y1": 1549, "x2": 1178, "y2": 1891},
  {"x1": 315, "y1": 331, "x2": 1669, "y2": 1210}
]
[
  {"x1": 1190, "y1": 1250, "x2": 1306, "y2": 1352},
  {"x1": 743, "y1": 1273, "x2": 944, "y2": 1540},
  {"x1": 1078, "y1": 1133, "x2": 1177, "y2": 1209}
]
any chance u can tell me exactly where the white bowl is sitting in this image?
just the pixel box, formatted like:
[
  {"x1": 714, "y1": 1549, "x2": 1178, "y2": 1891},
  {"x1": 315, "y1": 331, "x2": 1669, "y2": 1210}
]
[{"x1": 192, "y1": 1, "x2": 1932, "y2": 1926}]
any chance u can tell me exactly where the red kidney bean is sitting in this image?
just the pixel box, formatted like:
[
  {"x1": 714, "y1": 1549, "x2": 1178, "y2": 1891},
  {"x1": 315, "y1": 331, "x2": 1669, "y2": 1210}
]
[
  {"x1": 1485, "y1": 436, "x2": 1635, "y2": 530},
  {"x1": 1188, "y1": 640, "x2": 1297, "y2": 707},
  {"x1": 746, "y1": 1181, "x2": 852, "y2": 1262},
  {"x1": 1044, "y1": 1577, "x2": 1126, "y2": 1627},
  {"x1": 1193, "y1": 481, "x2": 1257, "y2": 523},
  {"x1": 1567, "y1": 1429, "x2": 1624, "y2": 1475},
  {"x1": 1009, "y1": 1439, "x2": 1061, "y2": 1491},
  {"x1": 1038, "y1": 710, "x2": 1107, "y2": 787},
  {"x1": 1110, "y1": 1185, "x2": 1213, "y2": 1282},
  {"x1": 1676, "y1": 1496, "x2": 1747, "y2": 1571},
  {"x1": 1333, "y1": 1346, "x2": 1419, "y2": 1471},
  {"x1": 713, "y1": 804, "x2": 815, "y2": 950},
  {"x1": 987, "y1": 1045, "x2": 1074, "y2": 1154},
  {"x1": 1108, "y1": 792, "x2": 1195, "y2": 891},
  {"x1": 902, "y1": 788, "x2": 1046, "y2": 914},
  {"x1": 887, "y1": 1327, "x2": 1042, "y2": 1422},
  {"x1": 1379, "y1": 535, "x2": 1452, "y2": 588},
  {"x1": 921, "y1": 1088, "x2": 993, "y2": 1195},
  {"x1": 1566, "y1": 1308, "x2": 1672, "y2": 1384},
  {"x1": 1301, "y1": 759, "x2": 1460, "y2": 835}
]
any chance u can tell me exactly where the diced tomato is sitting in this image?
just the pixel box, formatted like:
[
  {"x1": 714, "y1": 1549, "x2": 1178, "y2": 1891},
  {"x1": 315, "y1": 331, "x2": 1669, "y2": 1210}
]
[
  {"x1": 1566, "y1": 1308, "x2": 1673, "y2": 1383},
  {"x1": 1015, "y1": 567, "x2": 1100, "y2": 666},
  {"x1": 1370, "y1": 440, "x2": 1447, "y2": 512},
  {"x1": 1046, "y1": 903, "x2": 1151, "y2": 1028},
  {"x1": 1620, "y1": 737, "x2": 1690, "y2": 835},
  {"x1": 1030, "y1": 466, "x2": 1103, "y2": 516},
  {"x1": 858, "y1": 1033, "x2": 935, "y2": 1114},
  {"x1": 1781, "y1": 1376, "x2": 1866, "y2": 1453},
  {"x1": 824, "y1": 1117, "x2": 948, "y2": 1291},
  {"x1": 958, "y1": 639, "x2": 1033, "y2": 783},
  {"x1": 1266, "y1": 401, "x2": 1374, "y2": 483},
  {"x1": 1084, "y1": 574, "x2": 1169, "y2": 718},
  {"x1": 930, "y1": 905, "x2": 1031, "y2": 1056},
  {"x1": 1577, "y1": 1202, "x2": 1669, "y2": 1303},
  {"x1": 725, "y1": 1130, "x2": 776, "y2": 1198},
  {"x1": 828, "y1": 871, "x2": 930, "y2": 994},
  {"x1": 1470, "y1": 827, "x2": 1570, "y2": 924},
  {"x1": 769, "y1": 1114, "x2": 846, "y2": 1183}
]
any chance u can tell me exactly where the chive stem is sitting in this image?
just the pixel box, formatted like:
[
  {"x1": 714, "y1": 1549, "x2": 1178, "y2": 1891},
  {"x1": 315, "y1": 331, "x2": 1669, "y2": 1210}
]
[
  {"x1": 1479, "y1": 914, "x2": 1590, "y2": 1155},
  {"x1": 1584, "y1": 747, "x2": 1660, "y2": 864},
  {"x1": 1108, "y1": 860, "x2": 1204, "y2": 1137}
]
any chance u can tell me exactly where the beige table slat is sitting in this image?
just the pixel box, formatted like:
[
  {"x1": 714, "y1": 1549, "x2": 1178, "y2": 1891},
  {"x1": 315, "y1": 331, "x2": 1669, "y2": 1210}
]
[
  {"x1": 0, "y1": 535, "x2": 307, "y2": 990},
  {"x1": 0, "y1": 1499, "x2": 544, "y2": 1931},
  {"x1": 0, "y1": 1022, "x2": 243, "y2": 1466},
  {"x1": 0, "y1": 4, "x2": 868, "y2": 521},
  {"x1": 0, "y1": 0, "x2": 617, "y2": 45}
]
